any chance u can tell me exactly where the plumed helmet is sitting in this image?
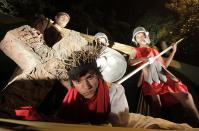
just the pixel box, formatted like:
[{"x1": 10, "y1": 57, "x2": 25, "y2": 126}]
[
  {"x1": 94, "y1": 32, "x2": 109, "y2": 46},
  {"x1": 132, "y1": 27, "x2": 150, "y2": 45}
]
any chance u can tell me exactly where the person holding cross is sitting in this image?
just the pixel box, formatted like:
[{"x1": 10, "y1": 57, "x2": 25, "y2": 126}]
[
  {"x1": 128, "y1": 26, "x2": 199, "y2": 127},
  {"x1": 44, "y1": 12, "x2": 70, "y2": 47}
]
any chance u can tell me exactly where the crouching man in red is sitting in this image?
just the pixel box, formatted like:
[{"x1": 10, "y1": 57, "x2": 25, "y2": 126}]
[
  {"x1": 57, "y1": 46, "x2": 129, "y2": 126},
  {"x1": 15, "y1": 44, "x2": 192, "y2": 129},
  {"x1": 56, "y1": 45, "x2": 191, "y2": 129}
]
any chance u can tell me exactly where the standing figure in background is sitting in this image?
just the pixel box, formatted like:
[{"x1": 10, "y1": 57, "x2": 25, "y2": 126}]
[
  {"x1": 44, "y1": 12, "x2": 70, "y2": 47},
  {"x1": 58, "y1": 45, "x2": 129, "y2": 126},
  {"x1": 129, "y1": 26, "x2": 199, "y2": 127}
]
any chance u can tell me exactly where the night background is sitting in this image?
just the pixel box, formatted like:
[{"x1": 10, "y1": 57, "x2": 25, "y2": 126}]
[
  {"x1": 0, "y1": 0, "x2": 199, "y2": 126},
  {"x1": 1, "y1": 0, "x2": 199, "y2": 64}
]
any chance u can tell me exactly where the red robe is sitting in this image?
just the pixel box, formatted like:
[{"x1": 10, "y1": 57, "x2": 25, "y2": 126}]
[
  {"x1": 59, "y1": 79, "x2": 110, "y2": 124},
  {"x1": 15, "y1": 79, "x2": 110, "y2": 123},
  {"x1": 130, "y1": 47, "x2": 188, "y2": 106}
]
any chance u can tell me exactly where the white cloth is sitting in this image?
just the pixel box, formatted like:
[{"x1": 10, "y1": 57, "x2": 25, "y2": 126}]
[
  {"x1": 143, "y1": 61, "x2": 167, "y2": 84},
  {"x1": 109, "y1": 83, "x2": 129, "y2": 126}
]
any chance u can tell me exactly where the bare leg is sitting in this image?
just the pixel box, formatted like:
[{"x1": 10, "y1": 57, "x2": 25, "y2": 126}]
[
  {"x1": 171, "y1": 92, "x2": 199, "y2": 127},
  {"x1": 145, "y1": 95, "x2": 162, "y2": 117}
]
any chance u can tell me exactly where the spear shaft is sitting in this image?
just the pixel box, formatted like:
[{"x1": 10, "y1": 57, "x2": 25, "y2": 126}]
[{"x1": 116, "y1": 38, "x2": 184, "y2": 84}]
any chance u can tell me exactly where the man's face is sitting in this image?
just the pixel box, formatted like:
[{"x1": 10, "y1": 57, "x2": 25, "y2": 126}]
[
  {"x1": 96, "y1": 37, "x2": 109, "y2": 46},
  {"x1": 135, "y1": 32, "x2": 147, "y2": 45},
  {"x1": 71, "y1": 70, "x2": 99, "y2": 99},
  {"x1": 55, "y1": 15, "x2": 70, "y2": 28}
]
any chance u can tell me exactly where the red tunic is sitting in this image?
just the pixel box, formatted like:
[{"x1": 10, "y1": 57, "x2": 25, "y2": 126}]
[
  {"x1": 59, "y1": 79, "x2": 110, "y2": 124},
  {"x1": 132, "y1": 47, "x2": 189, "y2": 106},
  {"x1": 15, "y1": 80, "x2": 110, "y2": 122}
]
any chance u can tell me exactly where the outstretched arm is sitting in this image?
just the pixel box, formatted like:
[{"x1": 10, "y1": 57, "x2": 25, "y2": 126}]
[
  {"x1": 128, "y1": 48, "x2": 149, "y2": 66},
  {"x1": 129, "y1": 57, "x2": 149, "y2": 66},
  {"x1": 164, "y1": 44, "x2": 177, "y2": 67}
]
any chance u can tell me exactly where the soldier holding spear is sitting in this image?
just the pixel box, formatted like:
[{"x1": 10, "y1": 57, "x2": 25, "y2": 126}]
[{"x1": 119, "y1": 27, "x2": 199, "y2": 127}]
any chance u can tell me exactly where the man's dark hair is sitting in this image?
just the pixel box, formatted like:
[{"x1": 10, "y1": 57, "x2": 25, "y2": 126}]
[
  {"x1": 64, "y1": 44, "x2": 103, "y2": 81},
  {"x1": 68, "y1": 62, "x2": 101, "y2": 81}
]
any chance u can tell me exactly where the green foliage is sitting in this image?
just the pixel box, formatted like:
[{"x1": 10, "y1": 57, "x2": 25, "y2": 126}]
[
  {"x1": 134, "y1": 10, "x2": 178, "y2": 44},
  {"x1": 0, "y1": 0, "x2": 17, "y2": 15},
  {"x1": 165, "y1": 0, "x2": 199, "y2": 15},
  {"x1": 164, "y1": 0, "x2": 199, "y2": 65},
  {"x1": 164, "y1": 0, "x2": 199, "y2": 40},
  {"x1": 0, "y1": 0, "x2": 56, "y2": 19}
]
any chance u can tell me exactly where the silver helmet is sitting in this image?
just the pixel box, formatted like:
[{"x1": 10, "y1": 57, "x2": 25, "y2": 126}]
[
  {"x1": 94, "y1": 32, "x2": 109, "y2": 46},
  {"x1": 132, "y1": 27, "x2": 150, "y2": 45}
]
